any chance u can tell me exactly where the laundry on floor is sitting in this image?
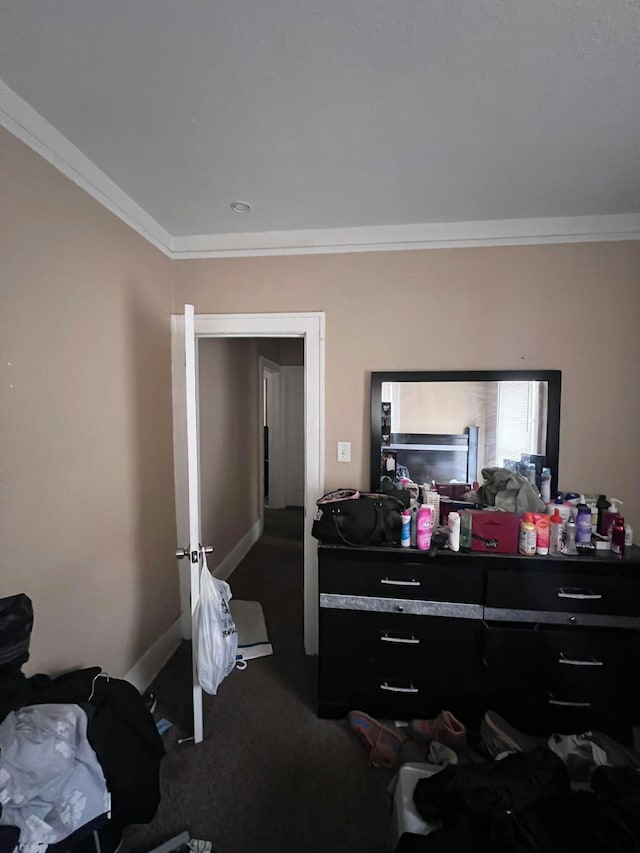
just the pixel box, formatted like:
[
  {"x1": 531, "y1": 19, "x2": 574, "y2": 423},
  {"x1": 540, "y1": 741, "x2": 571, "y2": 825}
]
[
  {"x1": 0, "y1": 594, "x2": 164, "y2": 853},
  {"x1": 345, "y1": 706, "x2": 640, "y2": 852}
]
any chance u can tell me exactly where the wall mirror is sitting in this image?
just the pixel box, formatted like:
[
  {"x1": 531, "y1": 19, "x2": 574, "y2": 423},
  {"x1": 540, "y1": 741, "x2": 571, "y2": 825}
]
[{"x1": 370, "y1": 370, "x2": 561, "y2": 495}]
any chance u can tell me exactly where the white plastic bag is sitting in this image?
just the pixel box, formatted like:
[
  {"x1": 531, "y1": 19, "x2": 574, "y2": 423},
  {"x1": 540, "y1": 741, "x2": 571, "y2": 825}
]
[{"x1": 195, "y1": 553, "x2": 238, "y2": 695}]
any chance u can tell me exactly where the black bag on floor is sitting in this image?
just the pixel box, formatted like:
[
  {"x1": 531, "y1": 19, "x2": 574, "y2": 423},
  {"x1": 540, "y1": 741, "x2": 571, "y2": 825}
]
[{"x1": 312, "y1": 490, "x2": 404, "y2": 546}]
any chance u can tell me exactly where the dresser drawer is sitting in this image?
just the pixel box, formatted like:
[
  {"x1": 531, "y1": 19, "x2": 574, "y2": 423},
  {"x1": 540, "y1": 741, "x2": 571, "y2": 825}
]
[
  {"x1": 319, "y1": 658, "x2": 483, "y2": 722},
  {"x1": 320, "y1": 555, "x2": 484, "y2": 603},
  {"x1": 485, "y1": 626, "x2": 640, "y2": 696},
  {"x1": 486, "y1": 570, "x2": 640, "y2": 621},
  {"x1": 485, "y1": 625, "x2": 640, "y2": 677},
  {"x1": 486, "y1": 680, "x2": 636, "y2": 742},
  {"x1": 320, "y1": 608, "x2": 482, "y2": 667}
]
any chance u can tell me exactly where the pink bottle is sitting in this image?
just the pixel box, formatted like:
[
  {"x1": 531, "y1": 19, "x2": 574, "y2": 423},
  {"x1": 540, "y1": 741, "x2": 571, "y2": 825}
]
[{"x1": 416, "y1": 505, "x2": 433, "y2": 551}]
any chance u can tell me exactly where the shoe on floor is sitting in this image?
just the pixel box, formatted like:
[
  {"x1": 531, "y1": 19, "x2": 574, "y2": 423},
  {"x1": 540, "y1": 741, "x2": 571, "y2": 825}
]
[
  {"x1": 408, "y1": 710, "x2": 467, "y2": 749},
  {"x1": 428, "y1": 741, "x2": 459, "y2": 766},
  {"x1": 347, "y1": 710, "x2": 404, "y2": 769},
  {"x1": 480, "y1": 710, "x2": 538, "y2": 758}
]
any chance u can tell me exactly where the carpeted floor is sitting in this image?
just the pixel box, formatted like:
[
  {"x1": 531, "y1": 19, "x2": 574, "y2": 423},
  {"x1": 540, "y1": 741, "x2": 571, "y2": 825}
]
[{"x1": 120, "y1": 508, "x2": 394, "y2": 853}]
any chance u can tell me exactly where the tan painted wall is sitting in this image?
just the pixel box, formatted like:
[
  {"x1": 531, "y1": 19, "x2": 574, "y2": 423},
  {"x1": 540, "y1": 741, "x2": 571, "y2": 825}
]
[
  {"x1": 173, "y1": 243, "x2": 640, "y2": 532},
  {"x1": 198, "y1": 338, "x2": 261, "y2": 566},
  {"x1": 1, "y1": 129, "x2": 179, "y2": 677},
  {"x1": 4, "y1": 123, "x2": 639, "y2": 682}
]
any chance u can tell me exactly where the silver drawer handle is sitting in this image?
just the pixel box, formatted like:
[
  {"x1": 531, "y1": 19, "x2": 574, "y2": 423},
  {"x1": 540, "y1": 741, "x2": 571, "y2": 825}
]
[
  {"x1": 548, "y1": 694, "x2": 592, "y2": 708},
  {"x1": 379, "y1": 681, "x2": 419, "y2": 694},
  {"x1": 557, "y1": 587, "x2": 602, "y2": 600},
  {"x1": 559, "y1": 652, "x2": 603, "y2": 667},
  {"x1": 380, "y1": 633, "x2": 420, "y2": 645},
  {"x1": 381, "y1": 577, "x2": 421, "y2": 587}
]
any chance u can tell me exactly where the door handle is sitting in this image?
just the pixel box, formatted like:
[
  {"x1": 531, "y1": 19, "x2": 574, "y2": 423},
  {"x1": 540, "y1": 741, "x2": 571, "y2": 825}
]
[
  {"x1": 548, "y1": 694, "x2": 592, "y2": 708},
  {"x1": 176, "y1": 545, "x2": 214, "y2": 560},
  {"x1": 379, "y1": 681, "x2": 419, "y2": 694},
  {"x1": 558, "y1": 652, "x2": 603, "y2": 667},
  {"x1": 380, "y1": 633, "x2": 420, "y2": 645},
  {"x1": 557, "y1": 588, "x2": 602, "y2": 600},
  {"x1": 381, "y1": 578, "x2": 421, "y2": 587}
]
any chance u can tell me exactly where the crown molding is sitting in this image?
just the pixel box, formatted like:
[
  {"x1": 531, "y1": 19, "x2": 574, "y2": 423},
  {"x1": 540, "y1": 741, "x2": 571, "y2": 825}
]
[
  {"x1": 0, "y1": 80, "x2": 174, "y2": 256},
  {"x1": 171, "y1": 214, "x2": 640, "y2": 258},
  {"x1": 2, "y1": 80, "x2": 638, "y2": 261}
]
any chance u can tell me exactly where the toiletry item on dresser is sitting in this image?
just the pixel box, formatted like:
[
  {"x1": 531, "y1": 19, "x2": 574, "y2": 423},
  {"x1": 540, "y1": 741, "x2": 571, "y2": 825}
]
[
  {"x1": 410, "y1": 502, "x2": 419, "y2": 547},
  {"x1": 602, "y1": 499, "x2": 623, "y2": 541},
  {"x1": 401, "y1": 510, "x2": 411, "y2": 547},
  {"x1": 611, "y1": 516, "x2": 626, "y2": 558},
  {"x1": 586, "y1": 497, "x2": 599, "y2": 533},
  {"x1": 422, "y1": 484, "x2": 441, "y2": 529},
  {"x1": 459, "y1": 510, "x2": 472, "y2": 550},
  {"x1": 549, "y1": 508, "x2": 564, "y2": 555},
  {"x1": 596, "y1": 494, "x2": 611, "y2": 534},
  {"x1": 535, "y1": 515, "x2": 550, "y2": 555},
  {"x1": 575, "y1": 500, "x2": 593, "y2": 545},
  {"x1": 448, "y1": 511, "x2": 460, "y2": 552},
  {"x1": 540, "y1": 467, "x2": 552, "y2": 504},
  {"x1": 625, "y1": 523, "x2": 634, "y2": 547},
  {"x1": 563, "y1": 516, "x2": 578, "y2": 555},
  {"x1": 548, "y1": 494, "x2": 573, "y2": 525},
  {"x1": 416, "y1": 505, "x2": 432, "y2": 551},
  {"x1": 519, "y1": 513, "x2": 536, "y2": 556}
]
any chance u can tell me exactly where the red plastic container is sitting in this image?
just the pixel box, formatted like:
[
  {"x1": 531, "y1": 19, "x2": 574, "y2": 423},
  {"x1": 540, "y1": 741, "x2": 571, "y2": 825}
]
[{"x1": 468, "y1": 510, "x2": 520, "y2": 554}]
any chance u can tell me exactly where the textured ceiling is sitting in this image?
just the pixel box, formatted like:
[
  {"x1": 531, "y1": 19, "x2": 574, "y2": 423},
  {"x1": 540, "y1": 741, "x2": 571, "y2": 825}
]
[{"x1": 1, "y1": 0, "x2": 639, "y2": 238}]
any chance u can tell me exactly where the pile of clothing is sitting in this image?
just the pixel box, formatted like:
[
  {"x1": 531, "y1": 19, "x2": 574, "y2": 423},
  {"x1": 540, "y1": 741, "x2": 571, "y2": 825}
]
[
  {"x1": 0, "y1": 594, "x2": 165, "y2": 853},
  {"x1": 346, "y1": 706, "x2": 640, "y2": 852}
]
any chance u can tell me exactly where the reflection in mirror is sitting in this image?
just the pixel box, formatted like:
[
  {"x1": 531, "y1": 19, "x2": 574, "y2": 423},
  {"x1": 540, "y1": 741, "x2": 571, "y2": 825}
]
[{"x1": 371, "y1": 371, "x2": 561, "y2": 494}]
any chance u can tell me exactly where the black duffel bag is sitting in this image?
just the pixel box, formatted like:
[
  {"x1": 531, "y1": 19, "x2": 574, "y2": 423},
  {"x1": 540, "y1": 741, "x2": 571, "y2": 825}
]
[{"x1": 311, "y1": 489, "x2": 405, "y2": 546}]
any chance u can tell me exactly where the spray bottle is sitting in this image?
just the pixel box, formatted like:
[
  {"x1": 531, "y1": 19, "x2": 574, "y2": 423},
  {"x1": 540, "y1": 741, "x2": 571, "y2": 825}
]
[
  {"x1": 602, "y1": 499, "x2": 623, "y2": 542},
  {"x1": 401, "y1": 510, "x2": 411, "y2": 548}
]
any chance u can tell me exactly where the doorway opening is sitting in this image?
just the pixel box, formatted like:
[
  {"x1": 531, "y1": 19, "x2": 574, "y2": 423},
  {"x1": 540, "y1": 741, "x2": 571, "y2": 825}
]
[{"x1": 171, "y1": 312, "x2": 324, "y2": 657}]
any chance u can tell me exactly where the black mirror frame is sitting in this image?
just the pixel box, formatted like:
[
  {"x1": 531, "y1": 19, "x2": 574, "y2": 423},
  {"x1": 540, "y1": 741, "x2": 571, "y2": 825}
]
[{"x1": 370, "y1": 369, "x2": 562, "y2": 496}]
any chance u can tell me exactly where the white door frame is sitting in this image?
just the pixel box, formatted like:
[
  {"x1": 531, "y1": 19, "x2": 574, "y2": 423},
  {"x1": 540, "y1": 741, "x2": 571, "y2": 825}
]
[
  {"x1": 171, "y1": 312, "x2": 325, "y2": 656},
  {"x1": 259, "y1": 357, "x2": 285, "y2": 510}
]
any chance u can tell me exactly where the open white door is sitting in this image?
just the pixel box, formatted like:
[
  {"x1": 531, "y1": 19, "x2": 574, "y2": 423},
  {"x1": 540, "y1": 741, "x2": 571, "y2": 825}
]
[{"x1": 183, "y1": 304, "x2": 204, "y2": 744}]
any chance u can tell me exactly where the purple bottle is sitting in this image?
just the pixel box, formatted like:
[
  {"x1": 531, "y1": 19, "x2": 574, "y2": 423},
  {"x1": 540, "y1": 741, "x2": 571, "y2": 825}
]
[{"x1": 575, "y1": 501, "x2": 592, "y2": 545}]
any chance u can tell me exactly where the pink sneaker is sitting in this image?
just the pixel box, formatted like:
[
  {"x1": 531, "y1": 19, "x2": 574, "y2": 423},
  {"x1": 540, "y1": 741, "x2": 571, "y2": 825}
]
[
  {"x1": 409, "y1": 710, "x2": 467, "y2": 749},
  {"x1": 347, "y1": 710, "x2": 404, "y2": 769}
]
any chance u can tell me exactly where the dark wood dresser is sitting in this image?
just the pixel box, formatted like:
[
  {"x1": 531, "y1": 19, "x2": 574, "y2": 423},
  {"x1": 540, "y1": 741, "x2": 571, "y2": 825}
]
[{"x1": 318, "y1": 543, "x2": 640, "y2": 741}]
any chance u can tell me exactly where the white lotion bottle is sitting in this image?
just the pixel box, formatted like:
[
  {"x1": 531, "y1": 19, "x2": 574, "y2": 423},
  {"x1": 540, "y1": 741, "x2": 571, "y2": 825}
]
[{"x1": 448, "y1": 511, "x2": 461, "y2": 552}]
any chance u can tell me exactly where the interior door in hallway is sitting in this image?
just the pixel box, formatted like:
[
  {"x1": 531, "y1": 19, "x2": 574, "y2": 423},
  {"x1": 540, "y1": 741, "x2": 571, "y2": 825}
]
[{"x1": 282, "y1": 366, "x2": 304, "y2": 507}]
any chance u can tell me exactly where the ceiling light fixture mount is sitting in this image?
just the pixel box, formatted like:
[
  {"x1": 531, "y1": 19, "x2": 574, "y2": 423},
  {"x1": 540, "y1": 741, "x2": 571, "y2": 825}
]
[{"x1": 230, "y1": 201, "x2": 251, "y2": 214}]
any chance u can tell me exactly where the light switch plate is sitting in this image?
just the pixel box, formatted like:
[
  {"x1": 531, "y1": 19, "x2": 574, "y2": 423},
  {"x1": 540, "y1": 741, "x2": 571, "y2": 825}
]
[{"x1": 337, "y1": 441, "x2": 351, "y2": 463}]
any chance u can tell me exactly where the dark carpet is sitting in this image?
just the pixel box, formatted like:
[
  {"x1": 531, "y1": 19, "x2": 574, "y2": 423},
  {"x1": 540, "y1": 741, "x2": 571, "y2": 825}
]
[{"x1": 120, "y1": 508, "x2": 394, "y2": 853}]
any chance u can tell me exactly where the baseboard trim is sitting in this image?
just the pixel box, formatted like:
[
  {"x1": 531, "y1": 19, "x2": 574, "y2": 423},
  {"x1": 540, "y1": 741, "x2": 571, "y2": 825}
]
[
  {"x1": 124, "y1": 617, "x2": 182, "y2": 692},
  {"x1": 213, "y1": 517, "x2": 264, "y2": 582}
]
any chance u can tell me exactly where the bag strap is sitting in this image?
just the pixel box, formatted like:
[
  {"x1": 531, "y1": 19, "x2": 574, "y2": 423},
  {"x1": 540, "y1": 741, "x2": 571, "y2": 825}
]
[{"x1": 329, "y1": 500, "x2": 384, "y2": 547}]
